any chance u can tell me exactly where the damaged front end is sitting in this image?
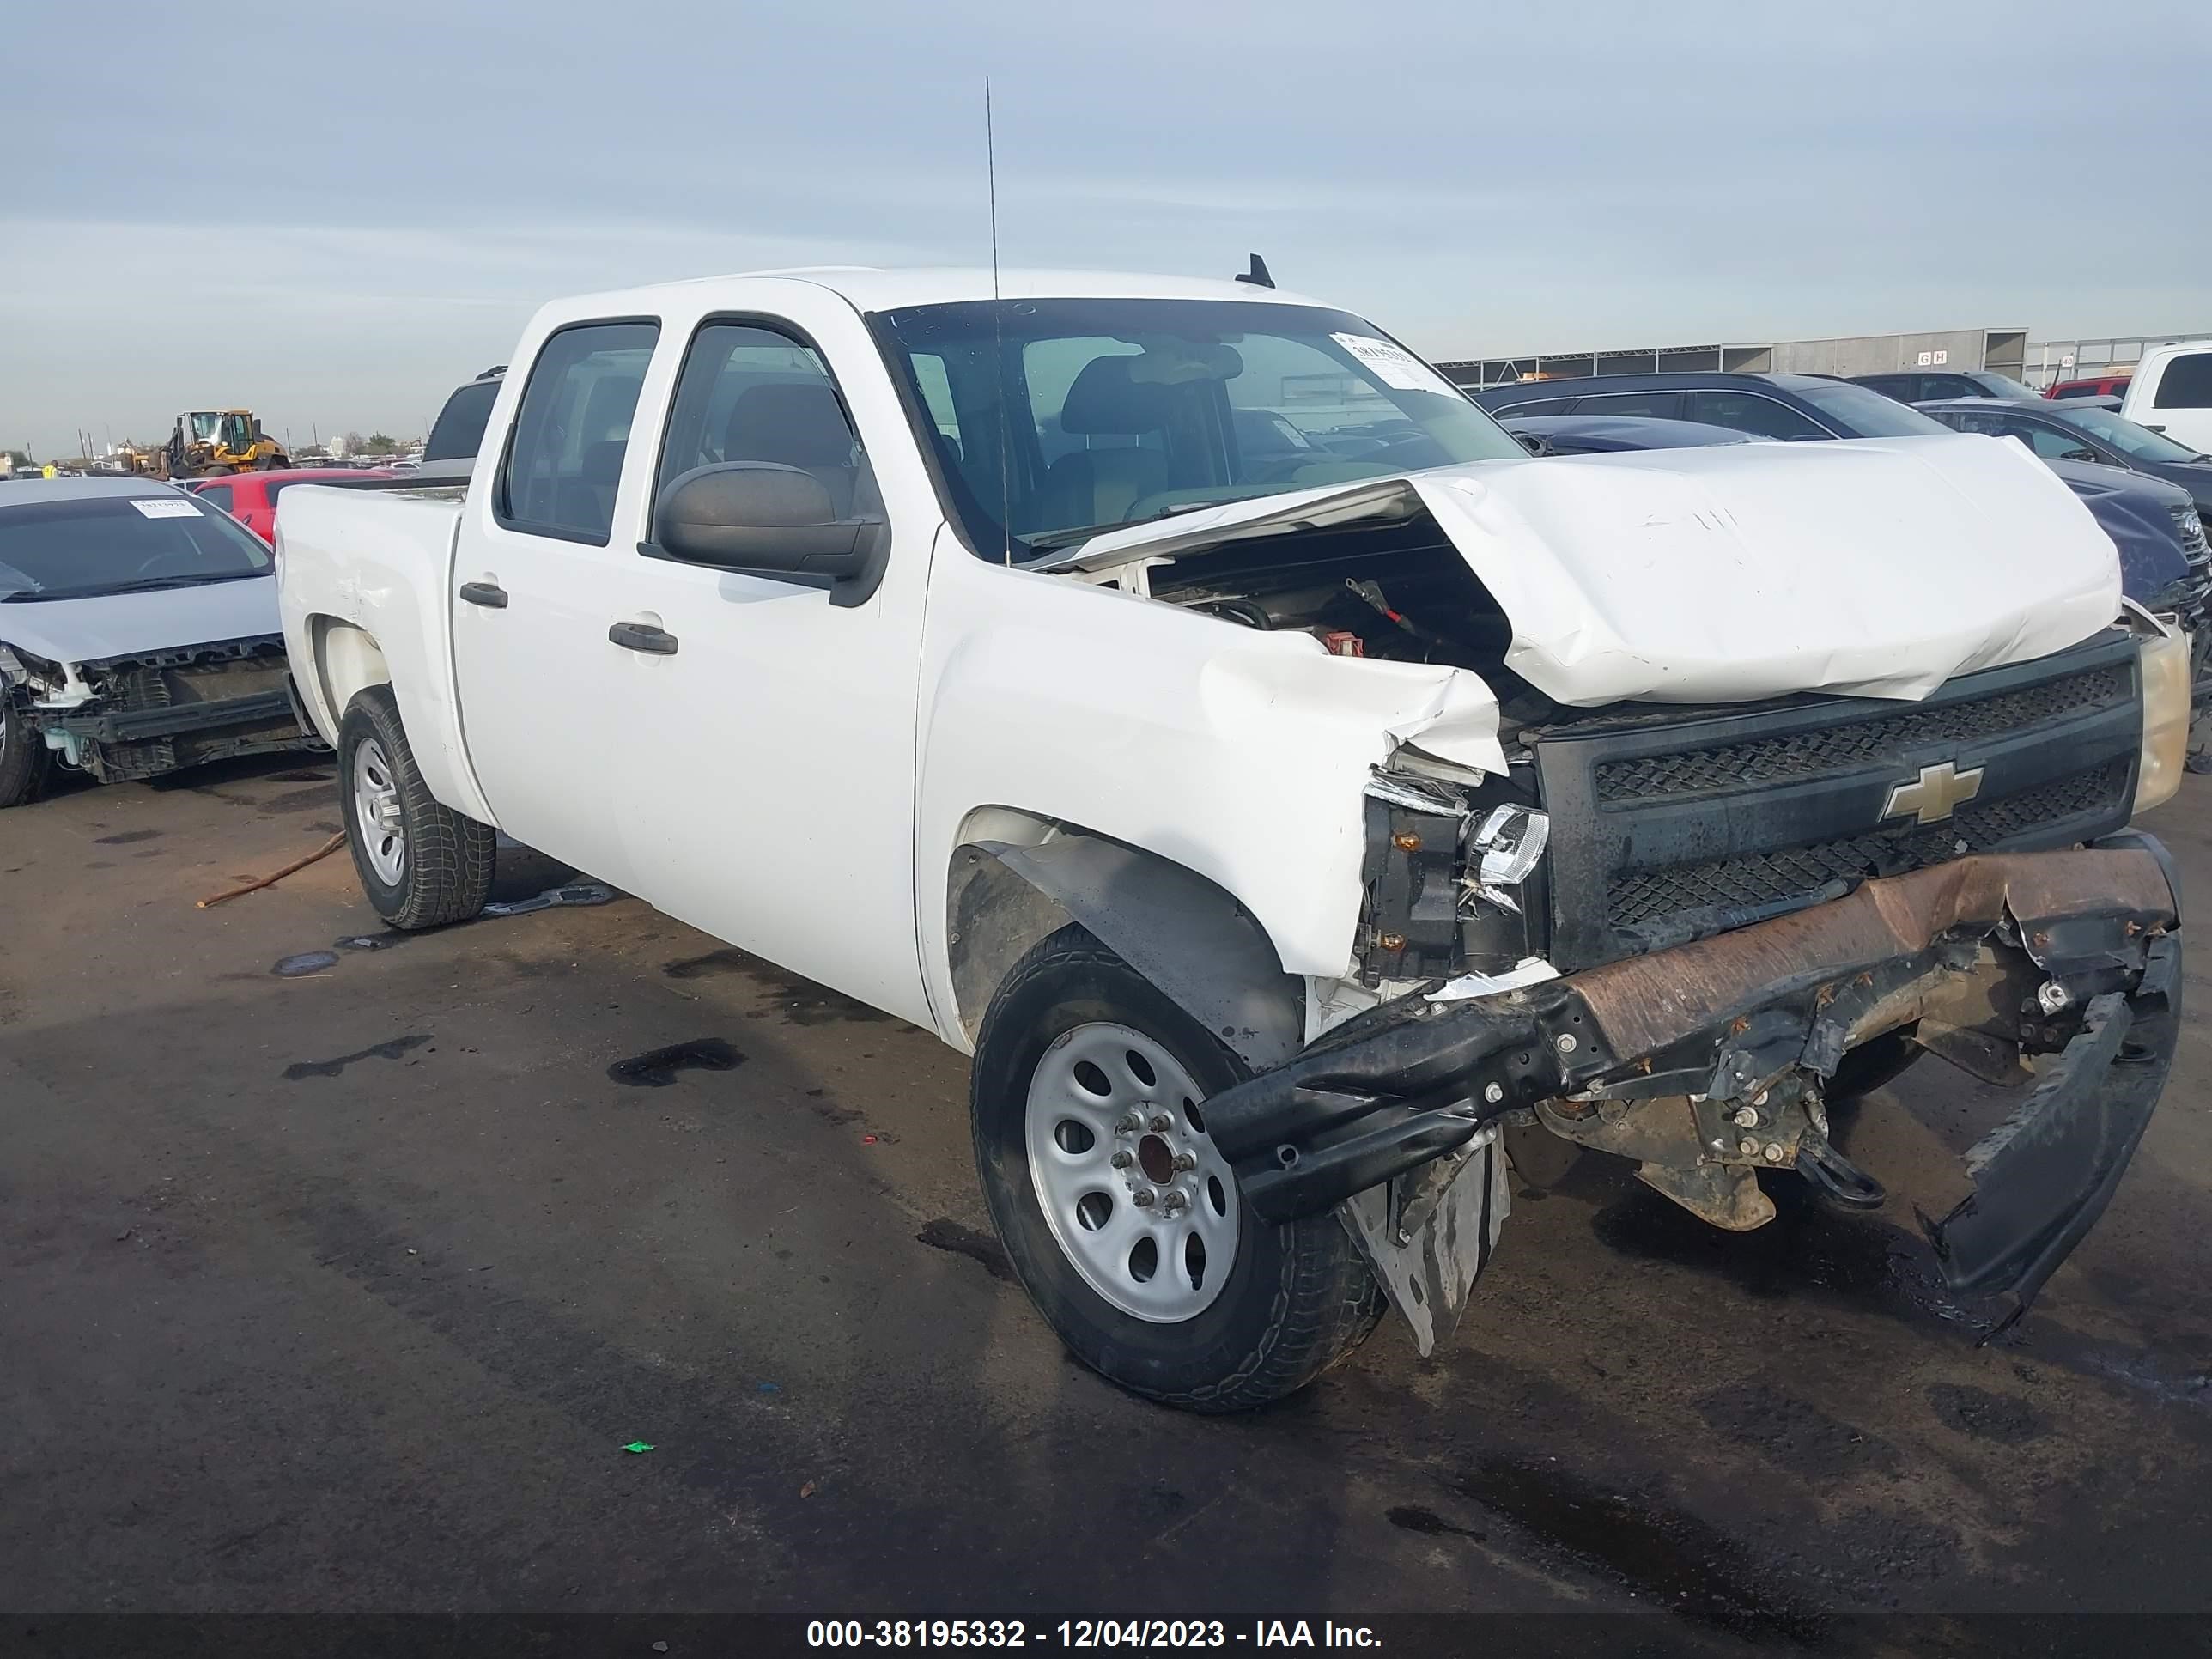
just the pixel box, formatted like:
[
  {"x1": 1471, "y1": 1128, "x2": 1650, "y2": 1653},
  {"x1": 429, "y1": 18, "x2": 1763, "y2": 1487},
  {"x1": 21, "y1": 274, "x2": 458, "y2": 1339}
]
[
  {"x1": 3, "y1": 635, "x2": 316, "y2": 784},
  {"x1": 1205, "y1": 840, "x2": 2179, "y2": 1347}
]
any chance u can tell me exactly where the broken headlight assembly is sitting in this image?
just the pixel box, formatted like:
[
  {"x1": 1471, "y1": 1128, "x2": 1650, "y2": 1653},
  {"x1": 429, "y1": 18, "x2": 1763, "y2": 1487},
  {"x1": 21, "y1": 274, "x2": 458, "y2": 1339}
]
[
  {"x1": 1467, "y1": 803, "x2": 1548, "y2": 913},
  {"x1": 1360, "y1": 773, "x2": 1550, "y2": 983}
]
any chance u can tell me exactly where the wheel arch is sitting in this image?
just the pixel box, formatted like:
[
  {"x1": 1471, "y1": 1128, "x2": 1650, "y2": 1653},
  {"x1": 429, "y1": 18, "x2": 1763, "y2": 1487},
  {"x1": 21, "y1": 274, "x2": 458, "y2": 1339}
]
[
  {"x1": 306, "y1": 617, "x2": 391, "y2": 741},
  {"x1": 945, "y1": 808, "x2": 1306, "y2": 1073}
]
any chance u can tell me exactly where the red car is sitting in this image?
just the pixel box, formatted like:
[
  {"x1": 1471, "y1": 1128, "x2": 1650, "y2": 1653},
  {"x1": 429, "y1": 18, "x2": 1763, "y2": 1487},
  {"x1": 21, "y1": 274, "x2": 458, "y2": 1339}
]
[
  {"x1": 2045, "y1": 374, "x2": 2132, "y2": 401},
  {"x1": 184, "y1": 467, "x2": 394, "y2": 544}
]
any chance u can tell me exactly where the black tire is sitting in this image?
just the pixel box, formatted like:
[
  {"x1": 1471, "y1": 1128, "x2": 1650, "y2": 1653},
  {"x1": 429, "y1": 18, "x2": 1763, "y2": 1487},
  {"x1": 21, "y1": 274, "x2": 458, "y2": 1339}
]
[
  {"x1": 971, "y1": 925, "x2": 1386, "y2": 1412},
  {"x1": 0, "y1": 695, "x2": 52, "y2": 808},
  {"x1": 337, "y1": 684, "x2": 494, "y2": 930}
]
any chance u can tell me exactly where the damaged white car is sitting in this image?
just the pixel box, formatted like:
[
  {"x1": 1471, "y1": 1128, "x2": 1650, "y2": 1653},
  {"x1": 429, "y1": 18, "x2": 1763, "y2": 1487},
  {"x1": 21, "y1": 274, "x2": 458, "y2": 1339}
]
[
  {"x1": 1, "y1": 477, "x2": 318, "y2": 807},
  {"x1": 273, "y1": 270, "x2": 2187, "y2": 1409}
]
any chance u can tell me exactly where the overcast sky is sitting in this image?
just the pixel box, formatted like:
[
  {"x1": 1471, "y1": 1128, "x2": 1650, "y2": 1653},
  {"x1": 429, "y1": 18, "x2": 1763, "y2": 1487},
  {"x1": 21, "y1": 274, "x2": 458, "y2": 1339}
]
[{"x1": 4, "y1": 0, "x2": 2207, "y2": 457}]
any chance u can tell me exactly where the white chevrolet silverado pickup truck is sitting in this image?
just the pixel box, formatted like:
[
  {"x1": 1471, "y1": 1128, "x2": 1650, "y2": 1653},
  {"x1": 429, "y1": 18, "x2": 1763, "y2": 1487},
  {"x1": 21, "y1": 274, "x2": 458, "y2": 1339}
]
[{"x1": 276, "y1": 267, "x2": 2189, "y2": 1410}]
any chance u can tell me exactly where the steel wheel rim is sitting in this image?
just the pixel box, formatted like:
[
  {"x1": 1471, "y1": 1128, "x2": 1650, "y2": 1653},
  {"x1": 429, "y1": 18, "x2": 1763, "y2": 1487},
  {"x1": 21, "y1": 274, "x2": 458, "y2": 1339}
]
[
  {"x1": 352, "y1": 737, "x2": 405, "y2": 886},
  {"x1": 1024, "y1": 1020, "x2": 1240, "y2": 1322}
]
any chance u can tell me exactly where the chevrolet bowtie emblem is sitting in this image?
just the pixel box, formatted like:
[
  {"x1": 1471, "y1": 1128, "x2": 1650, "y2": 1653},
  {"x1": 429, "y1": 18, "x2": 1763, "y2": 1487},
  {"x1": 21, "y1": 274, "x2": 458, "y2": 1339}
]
[{"x1": 1882, "y1": 760, "x2": 1985, "y2": 825}]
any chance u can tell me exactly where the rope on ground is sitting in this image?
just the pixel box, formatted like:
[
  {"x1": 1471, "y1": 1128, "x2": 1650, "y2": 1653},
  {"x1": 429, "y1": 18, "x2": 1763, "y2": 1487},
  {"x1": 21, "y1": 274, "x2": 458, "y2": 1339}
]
[{"x1": 197, "y1": 832, "x2": 347, "y2": 909}]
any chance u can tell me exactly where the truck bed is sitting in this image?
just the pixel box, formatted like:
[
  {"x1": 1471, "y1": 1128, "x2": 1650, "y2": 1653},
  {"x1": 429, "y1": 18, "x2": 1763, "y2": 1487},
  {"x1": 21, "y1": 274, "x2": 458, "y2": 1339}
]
[{"x1": 273, "y1": 482, "x2": 483, "y2": 817}]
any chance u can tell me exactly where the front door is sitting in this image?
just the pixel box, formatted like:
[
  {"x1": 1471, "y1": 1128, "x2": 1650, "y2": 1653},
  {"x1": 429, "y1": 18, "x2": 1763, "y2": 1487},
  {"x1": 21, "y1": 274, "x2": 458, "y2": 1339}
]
[
  {"x1": 598, "y1": 305, "x2": 934, "y2": 1026},
  {"x1": 448, "y1": 317, "x2": 661, "y2": 890}
]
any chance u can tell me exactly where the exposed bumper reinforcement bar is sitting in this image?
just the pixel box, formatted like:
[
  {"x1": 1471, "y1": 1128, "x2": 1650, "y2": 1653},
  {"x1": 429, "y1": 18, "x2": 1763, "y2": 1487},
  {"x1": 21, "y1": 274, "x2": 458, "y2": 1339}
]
[
  {"x1": 40, "y1": 688, "x2": 298, "y2": 743},
  {"x1": 1206, "y1": 841, "x2": 2179, "y2": 1308}
]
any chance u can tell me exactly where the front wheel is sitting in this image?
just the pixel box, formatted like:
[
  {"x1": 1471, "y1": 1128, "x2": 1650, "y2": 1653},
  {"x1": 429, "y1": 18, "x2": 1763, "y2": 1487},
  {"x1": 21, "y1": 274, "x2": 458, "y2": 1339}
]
[
  {"x1": 337, "y1": 684, "x2": 495, "y2": 929},
  {"x1": 971, "y1": 926, "x2": 1385, "y2": 1412},
  {"x1": 0, "y1": 696, "x2": 52, "y2": 808}
]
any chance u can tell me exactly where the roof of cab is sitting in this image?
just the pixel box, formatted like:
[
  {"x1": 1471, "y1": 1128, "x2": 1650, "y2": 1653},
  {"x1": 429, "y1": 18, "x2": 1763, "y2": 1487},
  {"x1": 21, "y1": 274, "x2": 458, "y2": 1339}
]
[{"x1": 538, "y1": 266, "x2": 1336, "y2": 319}]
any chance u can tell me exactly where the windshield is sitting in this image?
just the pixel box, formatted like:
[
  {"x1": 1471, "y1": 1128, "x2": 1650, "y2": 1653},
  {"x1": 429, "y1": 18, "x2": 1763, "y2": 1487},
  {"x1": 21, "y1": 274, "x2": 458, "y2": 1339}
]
[
  {"x1": 0, "y1": 493, "x2": 272, "y2": 602},
  {"x1": 186, "y1": 412, "x2": 223, "y2": 442},
  {"x1": 873, "y1": 298, "x2": 1523, "y2": 557},
  {"x1": 1794, "y1": 381, "x2": 1955, "y2": 439},
  {"x1": 2046, "y1": 403, "x2": 2206, "y2": 463}
]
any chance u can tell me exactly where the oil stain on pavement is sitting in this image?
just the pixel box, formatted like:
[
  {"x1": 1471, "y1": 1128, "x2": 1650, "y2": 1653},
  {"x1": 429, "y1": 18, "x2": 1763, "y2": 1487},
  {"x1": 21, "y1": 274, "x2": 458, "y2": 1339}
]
[
  {"x1": 605, "y1": 1038, "x2": 743, "y2": 1087},
  {"x1": 283, "y1": 1034, "x2": 434, "y2": 1080}
]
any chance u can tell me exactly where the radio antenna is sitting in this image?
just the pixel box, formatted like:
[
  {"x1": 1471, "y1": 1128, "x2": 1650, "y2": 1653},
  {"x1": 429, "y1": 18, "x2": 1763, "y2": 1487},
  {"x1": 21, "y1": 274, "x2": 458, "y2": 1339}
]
[{"x1": 987, "y1": 76, "x2": 1012, "y2": 566}]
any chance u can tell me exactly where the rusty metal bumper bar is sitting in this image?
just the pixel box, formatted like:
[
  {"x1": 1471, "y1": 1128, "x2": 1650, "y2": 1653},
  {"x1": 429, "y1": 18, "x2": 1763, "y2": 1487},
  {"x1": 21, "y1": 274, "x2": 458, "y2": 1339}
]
[{"x1": 1206, "y1": 837, "x2": 2179, "y2": 1304}]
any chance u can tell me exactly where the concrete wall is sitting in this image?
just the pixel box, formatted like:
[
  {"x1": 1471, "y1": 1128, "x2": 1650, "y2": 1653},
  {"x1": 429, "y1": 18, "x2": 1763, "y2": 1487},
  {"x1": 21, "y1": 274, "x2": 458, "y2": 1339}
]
[
  {"x1": 1767, "y1": 329, "x2": 2023, "y2": 377},
  {"x1": 1443, "y1": 328, "x2": 2028, "y2": 386}
]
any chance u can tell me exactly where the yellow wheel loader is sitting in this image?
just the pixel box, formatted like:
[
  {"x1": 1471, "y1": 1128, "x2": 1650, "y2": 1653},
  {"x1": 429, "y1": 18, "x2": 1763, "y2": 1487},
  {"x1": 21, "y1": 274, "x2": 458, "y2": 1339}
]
[{"x1": 161, "y1": 410, "x2": 289, "y2": 477}]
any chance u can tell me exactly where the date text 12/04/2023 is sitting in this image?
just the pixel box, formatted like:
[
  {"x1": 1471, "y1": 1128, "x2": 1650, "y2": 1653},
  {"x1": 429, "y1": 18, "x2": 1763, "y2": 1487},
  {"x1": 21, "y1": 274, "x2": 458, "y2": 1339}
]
[{"x1": 805, "y1": 1621, "x2": 1382, "y2": 1648}]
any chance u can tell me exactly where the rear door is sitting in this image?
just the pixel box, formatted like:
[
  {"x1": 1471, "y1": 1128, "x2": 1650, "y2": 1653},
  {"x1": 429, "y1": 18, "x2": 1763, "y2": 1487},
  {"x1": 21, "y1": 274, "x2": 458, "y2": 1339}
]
[
  {"x1": 596, "y1": 289, "x2": 935, "y2": 1025},
  {"x1": 2129, "y1": 349, "x2": 2212, "y2": 453},
  {"x1": 448, "y1": 317, "x2": 662, "y2": 888}
]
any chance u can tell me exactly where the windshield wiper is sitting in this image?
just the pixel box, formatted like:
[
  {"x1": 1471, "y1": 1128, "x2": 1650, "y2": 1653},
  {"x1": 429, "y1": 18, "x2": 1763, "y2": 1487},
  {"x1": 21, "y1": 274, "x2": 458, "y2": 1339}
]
[
  {"x1": 85, "y1": 572, "x2": 264, "y2": 595},
  {"x1": 0, "y1": 571, "x2": 261, "y2": 603}
]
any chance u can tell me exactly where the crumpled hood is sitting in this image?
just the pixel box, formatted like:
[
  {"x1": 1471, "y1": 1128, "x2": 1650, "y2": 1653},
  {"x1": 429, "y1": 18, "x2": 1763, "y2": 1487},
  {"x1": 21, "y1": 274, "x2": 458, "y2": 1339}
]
[
  {"x1": 1047, "y1": 433, "x2": 2123, "y2": 706},
  {"x1": 0, "y1": 575, "x2": 281, "y2": 667}
]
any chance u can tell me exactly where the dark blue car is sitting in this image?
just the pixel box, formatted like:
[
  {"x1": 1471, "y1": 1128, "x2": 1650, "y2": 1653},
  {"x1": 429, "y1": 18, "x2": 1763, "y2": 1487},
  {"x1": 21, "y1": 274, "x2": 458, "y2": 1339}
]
[
  {"x1": 1501, "y1": 413, "x2": 1767, "y2": 454},
  {"x1": 1916, "y1": 396, "x2": 2212, "y2": 520},
  {"x1": 1472, "y1": 371, "x2": 2204, "y2": 606}
]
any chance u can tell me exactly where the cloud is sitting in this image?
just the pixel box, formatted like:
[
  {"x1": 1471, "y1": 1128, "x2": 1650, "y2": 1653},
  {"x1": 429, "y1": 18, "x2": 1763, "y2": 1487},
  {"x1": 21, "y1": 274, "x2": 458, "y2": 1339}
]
[{"x1": 3, "y1": 0, "x2": 2207, "y2": 454}]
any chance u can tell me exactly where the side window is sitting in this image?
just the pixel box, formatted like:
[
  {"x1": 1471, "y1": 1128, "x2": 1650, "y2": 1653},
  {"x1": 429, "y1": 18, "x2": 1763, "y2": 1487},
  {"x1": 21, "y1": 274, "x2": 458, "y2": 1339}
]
[
  {"x1": 197, "y1": 483, "x2": 235, "y2": 514},
  {"x1": 1493, "y1": 395, "x2": 1575, "y2": 417},
  {"x1": 2008, "y1": 421, "x2": 2098, "y2": 462},
  {"x1": 653, "y1": 319, "x2": 872, "y2": 526},
  {"x1": 1573, "y1": 390, "x2": 1683, "y2": 419},
  {"x1": 496, "y1": 320, "x2": 658, "y2": 544},
  {"x1": 2154, "y1": 352, "x2": 2212, "y2": 410},
  {"x1": 1683, "y1": 392, "x2": 1828, "y2": 441},
  {"x1": 1948, "y1": 411, "x2": 2010, "y2": 436},
  {"x1": 1856, "y1": 374, "x2": 1911, "y2": 398}
]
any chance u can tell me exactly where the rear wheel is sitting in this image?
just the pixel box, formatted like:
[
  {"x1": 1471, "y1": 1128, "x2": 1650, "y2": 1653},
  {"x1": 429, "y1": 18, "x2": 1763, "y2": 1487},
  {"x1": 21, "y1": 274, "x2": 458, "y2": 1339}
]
[
  {"x1": 971, "y1": 926, "x2": 1385, "y2": 1412},
  {"x1": 197, "y1": 464, "x2": 234, "y2": 477},
  {"x1": 337, "y1": 685, "x2": 494, "y2": 929},
  {"x1": 0, "y1": 696, "x2": 52, "y2": 808}
]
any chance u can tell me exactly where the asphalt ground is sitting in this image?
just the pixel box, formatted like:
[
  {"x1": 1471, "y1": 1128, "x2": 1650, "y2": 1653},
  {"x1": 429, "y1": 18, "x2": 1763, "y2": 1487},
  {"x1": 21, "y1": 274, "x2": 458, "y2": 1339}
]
[{"x1": 4, "y1": 755, "x2": 2209, "y2": 1655}]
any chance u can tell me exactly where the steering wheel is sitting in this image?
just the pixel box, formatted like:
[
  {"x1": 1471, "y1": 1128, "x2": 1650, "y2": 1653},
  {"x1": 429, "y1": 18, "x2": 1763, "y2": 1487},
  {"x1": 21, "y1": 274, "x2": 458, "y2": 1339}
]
[{"x1": 132, "y1": 549, "x2": 204, "y2": 580}]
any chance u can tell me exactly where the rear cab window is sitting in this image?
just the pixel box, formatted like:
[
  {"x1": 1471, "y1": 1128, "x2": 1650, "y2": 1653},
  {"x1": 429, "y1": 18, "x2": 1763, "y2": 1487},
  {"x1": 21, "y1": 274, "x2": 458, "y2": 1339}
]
[
  {"x1": 495, "y1": 322, "x2": 659, "y2": 545},
  {"x1": 426, "y1": 378, "x2": 503, "y2": 464},
  {"x1": 2153, "y1": 352, "x2": 2212, "y2": 410}
]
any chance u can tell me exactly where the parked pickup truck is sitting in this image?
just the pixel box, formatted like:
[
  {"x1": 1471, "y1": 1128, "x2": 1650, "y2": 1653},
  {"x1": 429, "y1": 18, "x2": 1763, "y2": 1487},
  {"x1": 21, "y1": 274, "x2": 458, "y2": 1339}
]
[{"x1": 276, "y1": 268, "x2": 2188, "y2": 1411}]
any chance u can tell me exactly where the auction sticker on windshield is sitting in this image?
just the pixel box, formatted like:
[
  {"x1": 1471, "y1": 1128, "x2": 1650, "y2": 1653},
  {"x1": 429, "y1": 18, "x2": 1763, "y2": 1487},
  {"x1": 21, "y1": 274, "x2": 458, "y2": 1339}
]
[
  {"x1": 1331, "y1": 333, "x2": 1459, "y2": 398},
  {"x1": 131, "y1": 498, "x2": 202, "y2": 519}
]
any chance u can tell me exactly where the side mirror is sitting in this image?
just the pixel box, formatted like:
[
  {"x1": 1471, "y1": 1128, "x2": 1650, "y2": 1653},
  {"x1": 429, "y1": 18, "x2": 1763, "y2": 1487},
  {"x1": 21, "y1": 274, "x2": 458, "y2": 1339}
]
[
  {"x1": 651, "y1": 462, "x2": 887, "y2": 606},
  {"x1": 1512, "y1": 431, "x2": 1553, "y2": 457}
]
